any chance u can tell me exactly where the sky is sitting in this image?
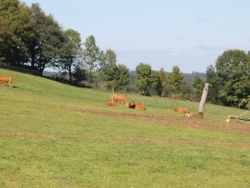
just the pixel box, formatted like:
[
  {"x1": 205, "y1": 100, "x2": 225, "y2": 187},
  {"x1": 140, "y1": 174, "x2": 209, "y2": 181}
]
[{"x1": 21, "y1": 0, "x2": 250, "y2": 73}]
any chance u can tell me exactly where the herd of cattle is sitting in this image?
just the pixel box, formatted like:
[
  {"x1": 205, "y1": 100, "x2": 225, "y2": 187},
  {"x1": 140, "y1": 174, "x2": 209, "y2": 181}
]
[
  {"x1": 106, "y1": 94, "x2": 147, "y2": 110},
  {"x1": 106, "y1": 93, "x2": 192, "y2": 116},
  {"x1": 1, "y1": 75, "x2": 192, "y2": 115}
]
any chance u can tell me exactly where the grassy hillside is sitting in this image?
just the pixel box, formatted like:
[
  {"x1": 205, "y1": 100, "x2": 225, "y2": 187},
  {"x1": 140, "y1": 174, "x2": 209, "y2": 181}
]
[{"x1": 0, "y1": 68, "x2": 249, "y2": 187}]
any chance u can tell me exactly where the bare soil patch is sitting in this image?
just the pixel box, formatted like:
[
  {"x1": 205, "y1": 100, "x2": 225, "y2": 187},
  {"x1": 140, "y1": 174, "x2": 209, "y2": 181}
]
[
  {"x1": 66, "y1": 106, "x2": 250, "y2": 135},
  {"x1": 1, "y1": 98, "x2": 250, "y2": 147},
  {"x1": 0, "y1": 132, "x2": 250, "y2": 147}
]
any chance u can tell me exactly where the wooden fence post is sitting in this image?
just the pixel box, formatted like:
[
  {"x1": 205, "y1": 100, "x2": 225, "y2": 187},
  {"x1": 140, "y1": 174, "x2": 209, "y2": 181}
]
[{"x1": 198, "y1": 83, "x2": 210, "y2": 116}]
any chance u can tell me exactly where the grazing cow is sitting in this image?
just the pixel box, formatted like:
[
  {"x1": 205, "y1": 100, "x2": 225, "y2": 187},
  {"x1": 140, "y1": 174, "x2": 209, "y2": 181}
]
[
  {"x1": 174, "y1": 107, "x2": 189, "y2": 113},
  {"x1": 106, "y1": 101, "x2": 118, "y2": 107},
  {"x1": 129, "y1": 101, "x2": 146, "y2": 110},
  {"x1": 0, "y1": 76, "x2": 13, "y2": 87},
  {"x1": 111, "y1": 94, "x2": 129, "y2": 106}
]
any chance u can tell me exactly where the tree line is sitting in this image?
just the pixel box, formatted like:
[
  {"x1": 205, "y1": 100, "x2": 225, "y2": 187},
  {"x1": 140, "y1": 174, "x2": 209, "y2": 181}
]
[{"x1": 0, "y1": 0, "x2": 249, "y2": 109}]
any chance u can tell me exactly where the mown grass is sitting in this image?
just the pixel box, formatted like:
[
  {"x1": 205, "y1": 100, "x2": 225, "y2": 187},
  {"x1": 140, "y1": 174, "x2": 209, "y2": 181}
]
[{"x1": 0, "y1": 68, "x2": 250, "y2": 187}]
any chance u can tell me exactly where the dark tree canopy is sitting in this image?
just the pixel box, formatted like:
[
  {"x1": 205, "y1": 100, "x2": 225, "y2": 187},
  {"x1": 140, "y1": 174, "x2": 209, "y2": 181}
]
[{"x1": 211, "y1": 50, "x2": 250, "y2": 108}]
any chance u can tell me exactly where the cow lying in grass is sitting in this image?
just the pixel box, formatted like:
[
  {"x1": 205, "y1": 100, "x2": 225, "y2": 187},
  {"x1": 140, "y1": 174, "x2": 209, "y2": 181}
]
[
  {"x1": 0, "y1": 76, "x2": 13, "y2": 87},
  {"x1": 174, "y1": 107, "x2": 189, "y2": 113},
  {"x1": 111, "y1": 94, "x2": 129, "y2": 106},
  {"x1": 106, "y1": 101, "x2": 118, "y2": 107},
  {"x1": 129, "y1": 101, "x2": 146, "y2": 110}
]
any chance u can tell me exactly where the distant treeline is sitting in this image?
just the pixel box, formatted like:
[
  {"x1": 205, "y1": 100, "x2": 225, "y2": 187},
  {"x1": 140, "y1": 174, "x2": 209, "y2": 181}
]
[{"x1": 0, "y1": 0, "x2": 249, "y2": 109}]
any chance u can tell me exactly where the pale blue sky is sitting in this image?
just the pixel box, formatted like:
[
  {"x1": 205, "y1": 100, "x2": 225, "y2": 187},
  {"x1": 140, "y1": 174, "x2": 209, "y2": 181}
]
[{"x1": 21, "y1": 0, "x2": 250, "y2": 73}]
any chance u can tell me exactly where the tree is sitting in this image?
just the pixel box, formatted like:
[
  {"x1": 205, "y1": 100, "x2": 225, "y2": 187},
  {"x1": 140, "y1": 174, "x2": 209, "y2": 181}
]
[
  {"x1": 83, "y1": 35, "x2": 100, "y2": 86},
  {"x1": 135, "y1": 63, "x2": 152, "y2": 95},
  {"x1": 99, "y1": 49, "x2": 129, "y2": 92},
  {"x1": 166, "y1": 66, "x2": 183, "y2": 98},
  {"x1": 26, "y1": 3, "x2": 64, "y2": 74},
  {"x1": 215, "y1": 49, "x2": 250, "y2": 108},
  {"x1": 151, "y1": 68, "x2": 167, "y2": 97},
  {"x1": 99, "y1": 49, "x2": 117, "y2": 91},
  {"x1": 58, "y1": 29, "x2": 82, "y2": 82},
  {"x1": 206, "y1": 65, "x2": 220, "y2": 104},
  {"x1": 72, "y1": 63, "x2": 87, "y2": 85},
  {"x1": 115, "y1": 64, "x2": 130, "y2": 91},
  {"x1": 0, "y1": 0, "x2": 30, "y2": 65},
  {"x1": 192, "y1": 75, "x2": 205, "y2": 101}
]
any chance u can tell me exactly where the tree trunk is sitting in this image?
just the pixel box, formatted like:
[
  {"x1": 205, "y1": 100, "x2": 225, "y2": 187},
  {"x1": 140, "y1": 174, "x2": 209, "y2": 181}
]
[{"x1": 198, "y1": 83, "x2": 210, "y2": 116}]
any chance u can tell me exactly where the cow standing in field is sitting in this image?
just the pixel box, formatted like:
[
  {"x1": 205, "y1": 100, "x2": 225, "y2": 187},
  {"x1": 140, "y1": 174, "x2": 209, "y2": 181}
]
[
  {"x1": 0, "y1": 76, "x2": 13, "y2": 87},
  {"x1": 111, "y1": 94, "x2": 129, "y2": 106}
]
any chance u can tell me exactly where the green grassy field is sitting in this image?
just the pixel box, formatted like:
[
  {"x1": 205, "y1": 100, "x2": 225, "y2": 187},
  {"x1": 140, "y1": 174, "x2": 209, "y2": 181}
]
[{"x1": 0, "y1": 68, "x2": 249, "y2": 187}]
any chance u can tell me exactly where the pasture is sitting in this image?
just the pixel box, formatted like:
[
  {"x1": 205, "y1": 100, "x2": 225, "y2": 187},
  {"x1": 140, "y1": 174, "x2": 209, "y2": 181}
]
[{"x1": 0, "y1": 68, "x2": 250, "y2": 187}]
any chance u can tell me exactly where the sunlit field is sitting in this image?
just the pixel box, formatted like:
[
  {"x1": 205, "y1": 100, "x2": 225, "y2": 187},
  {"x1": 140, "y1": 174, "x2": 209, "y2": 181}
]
[{"x1": 0, "y1": 69, "x2": 249, "y2": 187}]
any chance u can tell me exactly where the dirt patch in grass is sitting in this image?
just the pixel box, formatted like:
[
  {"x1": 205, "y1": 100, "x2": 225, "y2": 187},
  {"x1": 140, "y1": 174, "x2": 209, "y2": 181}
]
[
  {"x1": 1, "y1": 99, "x2": 250, "y2": 147},
  {"x1": 66, "y1": 106, "x2": 250, "y2": 135},
  {"x1": 0, "y1": 132, "x2": 250, "y2": 147}
]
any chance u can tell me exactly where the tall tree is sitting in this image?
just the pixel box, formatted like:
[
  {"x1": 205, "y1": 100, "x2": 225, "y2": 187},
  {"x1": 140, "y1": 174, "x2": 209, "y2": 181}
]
[
  {"x1": 0, "y1": 0, "x2": 30, "y2": 65},
  {"x1": 166, "y1": 66, "x2": 183, "y2": 98},
  {"x1": 99, "y1": 49, "x2": 129, "y2": 92},
  {"x1": 151, "y1": 68, "x2": 167, "y2": 97},
  {"x1": 215, "y1": 49, "x2": 250, "y2": 108},
  {"x1": 83, "y1": 35, "x2": 100, "y2": 86},
  {"x1": 58, "y1": 29, "x2": 82, "y2": 82},
  {"x1": 26, "y1": 3, "x2": 64, "y2": 74},
  {"x1": 99, "y1": 49, "x2": 117, "y2": 91},
  {"x1": 206, "y1": 65, "x2": 220, "y2": 104},
  {"x1": 192, "y1": 75, "x2": 205, "y2": 101},
  {"x1": 115, "y1": 64, "x2": 130, "y2": 91},
  {"x1": 135, "y1": 63, "x2": 152, "y2": 95}
]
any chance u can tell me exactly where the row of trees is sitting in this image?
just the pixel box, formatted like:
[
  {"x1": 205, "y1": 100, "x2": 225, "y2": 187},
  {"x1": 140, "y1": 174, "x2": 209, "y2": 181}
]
[{"x1": 1, "y1": 0, "x2": 249, "y2": 109}]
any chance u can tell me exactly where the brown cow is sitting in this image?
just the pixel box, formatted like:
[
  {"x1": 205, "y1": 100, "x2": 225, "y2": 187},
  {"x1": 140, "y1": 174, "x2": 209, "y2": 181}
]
[
  {"x1": 111, "y1": 94, "x2": 129, "y2": 106},
  {"x1": 174, "y1": 107, "x2": 189, "y2": 113},
  {"x1": 106, "y1": 101, "x2": 118, "y2": 107},
  {"x1": 135, "y1": 103, "x2": 146, "y2": 110},
  {"x1": 129, "y1": 101, "x2": 146, "y2": 110},
  {"x1": 0, "y1": 76, "x2": 13, "y2": 87},
  {"x1": 128, "y1": 101, "x2": 136, "y2": 109}
]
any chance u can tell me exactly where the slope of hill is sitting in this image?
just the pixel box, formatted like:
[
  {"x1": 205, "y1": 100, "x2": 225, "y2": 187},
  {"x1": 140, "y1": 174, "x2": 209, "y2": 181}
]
[{"x1": 0, "y1": 68, "x2": 249, "y2": 187}]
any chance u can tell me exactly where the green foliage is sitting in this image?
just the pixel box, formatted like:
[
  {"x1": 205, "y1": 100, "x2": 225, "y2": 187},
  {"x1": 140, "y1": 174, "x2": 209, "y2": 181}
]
[
  {"x1": 209, "y1": 50, "x2": 250, "y2": 109},
  {"x1": 165, "y1": 66, "x2": 184, "y2": 98},
  {"x1": 99, "y1": 49, "x2": 117, "y2": 90},
  {"x1": 26, "y1": 3, "x2": 64, "y2": 73},
  {"x1": 135, "y1": 63, "x2": 152, "y2": 95},
  {"x1": 192, "y1": 75, "x2": 205, "y2": 101},
  {"x1": 83, "y1": 35, "x2": 100, "y2": 86},
  {"x1": 72, "y1": 64, "x2": 87, "y2": 85},
  {"x1": 58, "y1": 29, "x2": 82, "y2": 82},
  {"x1": 0, "y1": 0, "x2": 30, "y2": 65},
  {"x1": 114, "y1": 64, "x2": 130, "y2": 91},
  {"x1": 151, "y1": 68, "x2": 167, "y2": 97}
]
